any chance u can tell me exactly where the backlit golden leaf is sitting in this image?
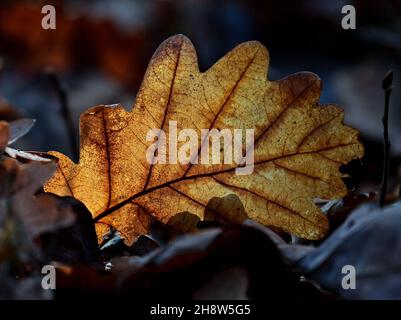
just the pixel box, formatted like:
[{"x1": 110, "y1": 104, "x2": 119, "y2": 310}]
[{"x1": 44, "y1": 34, "x2": 364, "y2": 245}]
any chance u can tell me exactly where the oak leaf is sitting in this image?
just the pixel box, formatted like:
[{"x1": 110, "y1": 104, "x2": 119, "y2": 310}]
[{"x1": 44, "y1": 35, "x2": 364, "y2": 245}]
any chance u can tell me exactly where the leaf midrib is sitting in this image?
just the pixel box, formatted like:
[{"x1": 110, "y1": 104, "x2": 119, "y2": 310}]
[{"x1": 92, "y1": 143, "x2": 356, "y2": 223}]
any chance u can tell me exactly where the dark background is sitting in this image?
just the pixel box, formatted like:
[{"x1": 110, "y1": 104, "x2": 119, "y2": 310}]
[{"x1": 0, "y1": 0, "x2": 400, "y2": 193}]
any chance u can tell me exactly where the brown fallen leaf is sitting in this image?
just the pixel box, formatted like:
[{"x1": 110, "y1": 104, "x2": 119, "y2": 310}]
[
  {"x1": 0, "y1": 157, "x2": 75, "y2": 296},
  {"x1": 57, "y1": 225, "x2": 329, "y2": 300},
  {"x1": 0, "y1": 159, "x2": 74, "y2": 237},
  {"x1": 0, "y1": 99, "x2": 21, "y2": 122},
  {"x1": 44, "y1": 35, "x2": 364, "y2": 245},
  {"x1": 40, "y1": 196, "x2": 99, "y2": 264},
  {"x1": 0, "y1": 121, "x2": 9, "y2": 152}
]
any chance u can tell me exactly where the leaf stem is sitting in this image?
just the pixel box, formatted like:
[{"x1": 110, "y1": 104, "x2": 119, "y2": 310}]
[
  {"x1": 47, "y1": 71, "x2": 78, "y2": 161},
  {"x1": 380, "y1": 70, "x2": 393, "y2": 207}
]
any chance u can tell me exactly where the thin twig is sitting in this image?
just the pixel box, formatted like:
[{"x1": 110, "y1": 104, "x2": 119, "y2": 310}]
[
  {"x1": 380, "y1": 70, "x2": 393, "y2": 207},
  {"x1": 46, "y1": 71, "x2": 78, "y2": 161}
]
